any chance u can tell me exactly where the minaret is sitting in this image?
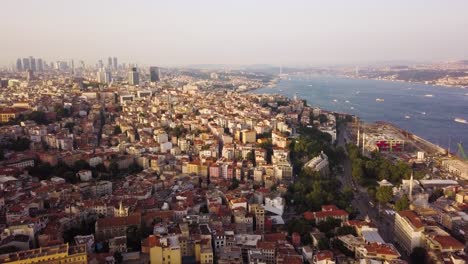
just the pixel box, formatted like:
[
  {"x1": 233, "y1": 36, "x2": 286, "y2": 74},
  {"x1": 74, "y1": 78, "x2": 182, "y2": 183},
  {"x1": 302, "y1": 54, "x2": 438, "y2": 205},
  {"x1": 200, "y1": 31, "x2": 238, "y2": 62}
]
[
  {"x1": 118, "y1": 200, "x2": 124, "y2": 217},
  {"x1": 362, "y1": 133, "x2": 366, "y2": 156},
  {"x1": 357, "y1": 123, "x2": 360, "y2": 147},
  {"x1": 409, "y1": 172, "x2": 414, "y2": 201}
]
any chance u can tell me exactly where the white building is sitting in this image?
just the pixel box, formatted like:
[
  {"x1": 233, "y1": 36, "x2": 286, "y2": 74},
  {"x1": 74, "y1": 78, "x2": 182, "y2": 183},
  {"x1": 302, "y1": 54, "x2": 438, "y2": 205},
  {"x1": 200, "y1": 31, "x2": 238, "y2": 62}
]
[
  {"x1": 394, "y1": 210, "x2": 424, "y2": 254},
  {"x1": 304, "y1": 151, "x2": 329, "y2": 176}
]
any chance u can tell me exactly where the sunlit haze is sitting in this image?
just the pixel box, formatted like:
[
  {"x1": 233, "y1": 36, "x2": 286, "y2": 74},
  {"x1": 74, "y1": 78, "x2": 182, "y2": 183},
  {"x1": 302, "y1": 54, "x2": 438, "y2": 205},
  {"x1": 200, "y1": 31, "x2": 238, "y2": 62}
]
[{"x1": 1, "y1": 0, "x2": 468, "y2": 66}]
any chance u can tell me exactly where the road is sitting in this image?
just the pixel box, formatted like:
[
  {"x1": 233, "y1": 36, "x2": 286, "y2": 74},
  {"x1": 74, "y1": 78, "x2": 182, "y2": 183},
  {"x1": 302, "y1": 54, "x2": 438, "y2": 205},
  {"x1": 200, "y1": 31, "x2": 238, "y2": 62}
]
[{"x1": 336, "y1": 123, "x2": 395, "y2": 243}]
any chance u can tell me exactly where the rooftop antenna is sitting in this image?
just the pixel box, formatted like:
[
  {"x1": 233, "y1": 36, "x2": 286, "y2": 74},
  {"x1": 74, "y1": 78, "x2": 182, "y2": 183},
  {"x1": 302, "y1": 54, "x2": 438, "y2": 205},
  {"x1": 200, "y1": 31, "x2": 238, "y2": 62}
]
[
  {"x1": 409, "y1": 171, "x2": 414, "y2": 201},
  {"x1": 357, "y1": 121, "x2": 360, "y2": 147},
  {"x1": 362, "y1": 133, "x2": 366, "y2": 156}
]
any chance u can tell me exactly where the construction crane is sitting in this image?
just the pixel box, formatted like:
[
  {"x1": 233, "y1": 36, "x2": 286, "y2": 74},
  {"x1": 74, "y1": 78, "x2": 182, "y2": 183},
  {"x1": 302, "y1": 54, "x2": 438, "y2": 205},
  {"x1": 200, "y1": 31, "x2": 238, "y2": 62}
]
[{"x1": 458, "y1": 143, "x2": 467, "y2": 160}]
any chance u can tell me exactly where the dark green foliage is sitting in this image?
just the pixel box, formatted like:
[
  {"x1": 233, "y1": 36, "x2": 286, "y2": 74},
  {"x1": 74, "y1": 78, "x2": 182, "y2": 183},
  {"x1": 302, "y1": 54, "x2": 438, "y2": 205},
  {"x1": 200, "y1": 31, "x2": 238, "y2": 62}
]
[
  {"x1": 317, "y1": 237, "x2": 330, "y2": 250},
  {"x1": 347, "y1": 144, "x2": 412, "y2": 186},
  {"x1": 126, "y1": 226, "x2": 142, "y2": 251},
  {"x1": 229, "y1": 178, "x2": 239, "y2": 190},
  {"x1": 258, "y1": 140, "x2": 273, "y2": 164},
  {"x1": 1, "y1": 137, "x2": 31, "y2": 152},
  {"x1": 409, "y1": 247, "x2": 429, "y2": 264},
  {"x1": 331, "y1": 239, "x2": 354, "y2": 257},
  {"x1": 317, "y1": 218, "x2": 342, "y2": 234},
  {"x1": 114, "y1": 125, "x2": 122, "y2": 135},
  {"x1": 167, "y1": 125, "x2": 188, "y2": 137},
  {"x1": 287, "y1": 219, "x2": 313, "y2": 236},
  {"x1": 395, "y1": 194, "x2": 410, "y2": 211},
  {"x1": 376, "y1": 186, "x2": 393, "y2": 204},
  {"x1": 335, "y1": 225, "x2": 357, "y2": 236},
  {"x1": 285, "y1": 168, "x2": 348, "y2": 213}
]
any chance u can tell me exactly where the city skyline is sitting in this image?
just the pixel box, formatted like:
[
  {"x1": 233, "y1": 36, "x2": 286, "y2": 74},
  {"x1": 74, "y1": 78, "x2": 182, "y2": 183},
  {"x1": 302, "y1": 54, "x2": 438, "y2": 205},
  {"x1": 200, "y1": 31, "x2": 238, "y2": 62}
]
[{"x1": 1, "y1": 0, "x2": 468, "y2": 67}]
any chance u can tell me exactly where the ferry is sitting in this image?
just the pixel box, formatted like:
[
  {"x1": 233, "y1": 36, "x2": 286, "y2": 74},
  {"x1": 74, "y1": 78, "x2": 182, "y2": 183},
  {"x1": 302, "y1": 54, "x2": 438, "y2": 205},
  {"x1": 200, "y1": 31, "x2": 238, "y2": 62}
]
[
  {"x1": 333, "y1": 99, "x2": 338, "y2": 102},
  {"x1": 421, "y1": 112, "x2": 426, "y2": 115},
  {"x1": 454, "y1": 118, "x2": 467, "y2": 124},
  {"x1": 307, "y1": 84, "x2": 313, "y2": 87},
  {"x1": 350, "y1": 107, "x2": 354, "y2": 110},
  {"x1": 424, "y1": 94, "x2": 434, "y2": 97},
  {"x1": 405, "y1": 115, "x2": 411, "y2": 119},
  {"x1": 376, "y1": 98, "x2": 385, "y2": 102},
  {"x1": 345, "y1": 100, "x2": 350, "y2": 103}
]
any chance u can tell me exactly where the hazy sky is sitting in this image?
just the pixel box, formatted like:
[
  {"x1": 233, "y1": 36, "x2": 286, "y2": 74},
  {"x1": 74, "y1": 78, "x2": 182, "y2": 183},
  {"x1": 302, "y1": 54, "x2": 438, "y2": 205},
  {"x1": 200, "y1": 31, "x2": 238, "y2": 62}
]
[{"x1": 1, "y1": 0, "x2": 468, "y2": 66}]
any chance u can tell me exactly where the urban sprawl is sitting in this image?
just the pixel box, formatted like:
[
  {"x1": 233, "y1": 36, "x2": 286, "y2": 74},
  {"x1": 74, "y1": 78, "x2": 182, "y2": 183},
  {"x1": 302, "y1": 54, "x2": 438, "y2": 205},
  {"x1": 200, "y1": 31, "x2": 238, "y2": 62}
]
[{"x1": 0, "y1": 57, "x2": 467, "y2": 264}]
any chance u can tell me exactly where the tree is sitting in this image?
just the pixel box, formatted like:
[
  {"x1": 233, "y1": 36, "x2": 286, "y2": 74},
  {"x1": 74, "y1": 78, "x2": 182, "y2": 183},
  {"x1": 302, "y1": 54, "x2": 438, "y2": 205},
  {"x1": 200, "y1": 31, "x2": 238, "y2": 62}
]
[
  {"x1": 395, "y1": 194, "x2": 410, "y2": 211},
  {"x1": 113, "y1": 251, "x2": 123, "y2": 264},
  {"x1": 335, "y1": 225, "x2": 357, "y2": 236},
  {"x1": 409, "y1": 247, "x2": 429, "y2": 264},
  {"x1": 376, "y1": 186, "x2": 393, "y2": 205},
  {"x1": 317, "y1": 237, "x2": 330, "y2": 250},
  {"x1": 246, "y1": 151, "x2": 255, "y2": 165},
  {"x1": 317, "y1": 218, "x2": 342, "y2": 234},
  {"x1": 109, "y1": 161, "x2": 119, "y2": 176},
  {"x1": 229, "y1": 178, "x2": 239, "y2": 190},
  {"x1": 114, "y1": 125, "x2": 122, "y2": 135}
]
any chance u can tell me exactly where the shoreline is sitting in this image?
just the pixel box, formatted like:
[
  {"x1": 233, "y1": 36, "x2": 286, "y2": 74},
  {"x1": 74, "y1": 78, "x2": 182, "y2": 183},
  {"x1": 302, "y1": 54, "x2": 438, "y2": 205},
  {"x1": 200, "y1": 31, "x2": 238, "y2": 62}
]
[
  {"x1": 340, "y1": 75, "x2": 468, "y2": 90},
  {"x1": 246, "y1": 78, "x2": 460, "y2": 158}
]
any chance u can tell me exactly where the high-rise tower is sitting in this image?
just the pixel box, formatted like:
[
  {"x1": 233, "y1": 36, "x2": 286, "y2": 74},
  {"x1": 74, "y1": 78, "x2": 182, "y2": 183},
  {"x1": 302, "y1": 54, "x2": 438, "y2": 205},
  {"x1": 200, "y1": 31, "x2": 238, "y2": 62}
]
[
  {"x1": 128, "y1": 67, "x2": 139, "y2": 85},
  {"x1": 149, "y1": 66, "x2": 160, "y2": 82}
]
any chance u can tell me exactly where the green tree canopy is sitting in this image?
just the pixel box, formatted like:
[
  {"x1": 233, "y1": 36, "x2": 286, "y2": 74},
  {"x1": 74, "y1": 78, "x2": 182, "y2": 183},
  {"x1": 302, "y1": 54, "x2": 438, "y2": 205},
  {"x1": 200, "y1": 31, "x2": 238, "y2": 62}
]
[
  {"x1": 376, "y1": 186, "x2": 393, "y2": 204},
  {"x1": 395, "y1": 194, "x2": 410, "y2": 211}
]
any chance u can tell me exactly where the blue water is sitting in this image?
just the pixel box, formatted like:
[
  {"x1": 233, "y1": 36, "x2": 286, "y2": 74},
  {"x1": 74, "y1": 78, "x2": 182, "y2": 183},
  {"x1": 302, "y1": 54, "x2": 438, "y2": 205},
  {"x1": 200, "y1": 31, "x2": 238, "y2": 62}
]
[{"x1": 253, "y1": 75, "x2": 468, "y2": 153}]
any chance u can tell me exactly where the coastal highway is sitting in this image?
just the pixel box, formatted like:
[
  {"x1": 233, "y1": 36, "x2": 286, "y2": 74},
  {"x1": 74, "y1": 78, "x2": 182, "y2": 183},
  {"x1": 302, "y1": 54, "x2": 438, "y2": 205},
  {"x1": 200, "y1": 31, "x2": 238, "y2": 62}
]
[{"x1": 337, "y1": 123, "x2": 395, "y2": 243}]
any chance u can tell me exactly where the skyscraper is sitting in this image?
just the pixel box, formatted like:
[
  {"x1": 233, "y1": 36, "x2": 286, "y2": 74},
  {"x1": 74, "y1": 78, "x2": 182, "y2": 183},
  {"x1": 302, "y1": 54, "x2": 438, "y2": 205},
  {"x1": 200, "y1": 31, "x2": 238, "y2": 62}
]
[
  {"x1": 22, "y1": 58, "x2": 30, "y2": 70},
  {"x1": 98, "y1": 60, "x2": 103, "y2": 69},
  {"x1": 37, "y1": 58, "x2": 43, "y2": 71},
  {"x1": 128, "y1": 67, "x2": 139, "y2": 85},
  {"x1": 26, "y1": 69, "x2": 34, "y2": 81},
  {"x1": 108, "y1": 57, "x2": 113, "y2": 69},
  {"x1": 113, "y1": 57, "x2": 118, "y2": 70},
  {"x1": 97, "y1": 68, "x2": 112, "y2": 84},
  {"x1": 30, "y1": 56, "x2": 36, "y2": 71},
  {"x1": 149, "y1": 66, "x2": 160, "y2": 82},
  {"x1": 16, "y1": 58, "x2": 23, "y2": 72}
]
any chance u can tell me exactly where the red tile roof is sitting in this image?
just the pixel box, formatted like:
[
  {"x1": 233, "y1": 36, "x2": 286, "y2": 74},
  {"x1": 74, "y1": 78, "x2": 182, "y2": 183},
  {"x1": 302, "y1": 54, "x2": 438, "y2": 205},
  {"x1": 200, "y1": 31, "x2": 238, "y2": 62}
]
[
  {"x1": 398, "y1": 210, "x2": 424, "y2": 229},
  {"x1": 432, "y1": 235, "x2": 464, "y2": 250},
  {"x1": 315, "y1": 250, "x2": 333, "y2": 261}
]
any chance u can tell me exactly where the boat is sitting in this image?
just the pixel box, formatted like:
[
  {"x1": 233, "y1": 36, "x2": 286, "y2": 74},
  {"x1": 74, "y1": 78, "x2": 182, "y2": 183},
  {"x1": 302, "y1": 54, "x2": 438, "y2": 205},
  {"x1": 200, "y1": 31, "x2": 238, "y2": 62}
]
[
  {"x1": 376, "y1": 98, "x2": 385, "y2": 102},
  {"x1": 345, "y1": 100, "x2": 350, "y2": 103},
  {"x1": 421, "y1": 112, "x2": 426, "y2": 115},
  {"x1": 350, "y1": 107, "x2": 354, "y2": 110},
  {"x1": 333, "y1": 99, "x2": 338, "y2": 102},
  {"x1": 454, "y1": 118, "x2": 467, "y2": 124},
  {"x1": 307, "y1": 84, "x2": 313, "y2": 87},
  {"x1": 424, "y1": 94, "x2": 434, "y2": 97},
  {"x1": 405, "y1": 115, "x2": 411, "y2": 119}
]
